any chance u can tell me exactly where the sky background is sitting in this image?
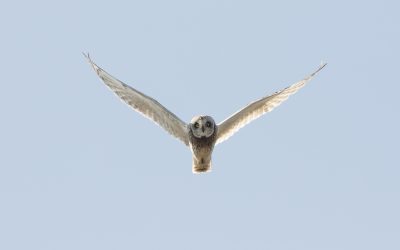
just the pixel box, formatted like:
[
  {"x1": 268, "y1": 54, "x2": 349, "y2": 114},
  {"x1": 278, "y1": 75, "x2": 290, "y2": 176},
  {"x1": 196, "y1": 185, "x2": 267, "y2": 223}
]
[{"x1": 1, "y1": 0, "x2": 399, "y2": 249}]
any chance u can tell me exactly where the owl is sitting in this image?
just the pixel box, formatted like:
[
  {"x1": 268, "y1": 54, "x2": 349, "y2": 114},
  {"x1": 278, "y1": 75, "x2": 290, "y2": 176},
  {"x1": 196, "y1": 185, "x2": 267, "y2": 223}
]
[{"x1": 84, "y1": 54, "x2": 326, "y2": 173}]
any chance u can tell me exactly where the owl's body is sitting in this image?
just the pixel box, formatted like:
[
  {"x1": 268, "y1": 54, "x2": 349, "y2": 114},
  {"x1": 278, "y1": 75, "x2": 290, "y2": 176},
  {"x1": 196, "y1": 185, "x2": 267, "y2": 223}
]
[
  {"x1": 84, "y1": 54, "x2": 326, "y2": 174},
  {"x1": 188, "y1": 116, "x2": 218, "y2": 173}
]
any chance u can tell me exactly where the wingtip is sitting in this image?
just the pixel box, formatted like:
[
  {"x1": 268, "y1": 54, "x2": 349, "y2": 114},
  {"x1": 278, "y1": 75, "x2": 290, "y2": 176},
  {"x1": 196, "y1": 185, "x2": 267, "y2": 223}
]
[
  {"x1": 82, "y1": 52, "x2": 100, "y2": 73},
  {"x1": 82, "y1": 52, "x2": 92, "y2": 63},
  {"x1": 320, "y1": 61, "x2": 328, "y2": 69},
  {"x1": 310, "y1": 61, "x2": 327, "y2": 77}
]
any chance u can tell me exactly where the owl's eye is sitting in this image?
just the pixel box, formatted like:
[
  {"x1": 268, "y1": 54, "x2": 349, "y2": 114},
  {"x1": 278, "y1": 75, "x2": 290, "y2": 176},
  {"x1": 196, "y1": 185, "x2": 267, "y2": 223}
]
[
  {"x1": 205, "y1": 121, "x2": 212, "y2": 128},
  {"x1": 194, "y1": 122, "x2": 199, "y2": 129}
]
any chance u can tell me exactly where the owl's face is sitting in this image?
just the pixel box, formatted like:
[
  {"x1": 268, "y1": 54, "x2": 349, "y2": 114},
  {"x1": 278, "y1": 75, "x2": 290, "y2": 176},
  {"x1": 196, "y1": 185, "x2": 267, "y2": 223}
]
[{"x1": 190, "y1": 116, "x2": 216, "y2": 139}]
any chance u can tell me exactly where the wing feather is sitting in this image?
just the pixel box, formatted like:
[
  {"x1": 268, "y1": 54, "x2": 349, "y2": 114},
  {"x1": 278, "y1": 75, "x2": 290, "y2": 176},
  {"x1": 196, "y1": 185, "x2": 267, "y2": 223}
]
[
  {"x1": 84, "y1": 54, "x2": 189, "y2": 146},
  {"x1": 216, "y1": 63, "x2": 327, "y2": 144}
]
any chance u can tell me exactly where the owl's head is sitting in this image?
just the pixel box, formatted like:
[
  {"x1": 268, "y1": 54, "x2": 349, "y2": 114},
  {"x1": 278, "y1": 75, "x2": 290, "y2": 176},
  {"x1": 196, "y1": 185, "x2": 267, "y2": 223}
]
[{"x1": 190, "y1": 116, "x2": 216, "y2": 139}]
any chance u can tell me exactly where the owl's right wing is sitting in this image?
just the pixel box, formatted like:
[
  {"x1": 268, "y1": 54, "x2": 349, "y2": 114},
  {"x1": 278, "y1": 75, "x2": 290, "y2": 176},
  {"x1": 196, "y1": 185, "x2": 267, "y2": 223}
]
[
  {"x1": 84, "y1": 54, "x2": 189, "y2": 146},
  {"x1": 216, "y1": 63, "x2": 326, "y2": 145}
]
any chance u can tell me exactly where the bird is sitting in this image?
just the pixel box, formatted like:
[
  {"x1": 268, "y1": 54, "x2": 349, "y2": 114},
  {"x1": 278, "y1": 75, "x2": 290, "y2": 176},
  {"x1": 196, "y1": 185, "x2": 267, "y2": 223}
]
[{"x1": 84, "y1": 53, "x2": 326, "y2": 174}]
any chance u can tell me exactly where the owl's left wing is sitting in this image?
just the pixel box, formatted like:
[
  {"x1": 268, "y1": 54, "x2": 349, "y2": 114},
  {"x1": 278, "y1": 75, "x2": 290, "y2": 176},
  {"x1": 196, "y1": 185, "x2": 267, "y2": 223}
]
[
  {"x1": 84, "y1": 54, "x2": 189, "y2": 146},
  {"x1": 216, "y1": 63, "x2": 326, "y2": 145}
]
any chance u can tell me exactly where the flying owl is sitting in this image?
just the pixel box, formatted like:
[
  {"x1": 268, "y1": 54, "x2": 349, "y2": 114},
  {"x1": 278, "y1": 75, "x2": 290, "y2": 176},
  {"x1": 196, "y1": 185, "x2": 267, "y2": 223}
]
[{"x1": 84, "y1": 54, "x2": 326, "y2": 173}]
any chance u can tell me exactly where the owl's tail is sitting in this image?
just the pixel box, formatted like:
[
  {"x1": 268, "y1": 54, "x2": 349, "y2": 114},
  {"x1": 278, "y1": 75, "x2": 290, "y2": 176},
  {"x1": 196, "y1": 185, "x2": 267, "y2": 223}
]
[{"x1": 192, "y1": 158, "x2": 212, "y2": 174}]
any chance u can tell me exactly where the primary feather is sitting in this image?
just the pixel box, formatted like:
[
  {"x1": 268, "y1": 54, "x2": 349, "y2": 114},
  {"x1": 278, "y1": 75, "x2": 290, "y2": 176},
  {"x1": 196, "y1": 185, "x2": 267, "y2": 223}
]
[
  {"x1": 84, "y1": 54, "x2": 189, "y2": 146},
  {"x1": 216, "y1": 63, "x2": 327, "y2": 144}
]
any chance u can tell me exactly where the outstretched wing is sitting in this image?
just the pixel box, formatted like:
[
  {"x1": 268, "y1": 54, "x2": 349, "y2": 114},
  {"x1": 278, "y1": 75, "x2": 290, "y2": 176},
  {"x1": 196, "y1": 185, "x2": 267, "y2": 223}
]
[
  {"x1": 216, "y1": 63, "x2": 327, "y2": 145},
  {"x1": 84, "y1": 54, "x2": 189, "y2": 146}
]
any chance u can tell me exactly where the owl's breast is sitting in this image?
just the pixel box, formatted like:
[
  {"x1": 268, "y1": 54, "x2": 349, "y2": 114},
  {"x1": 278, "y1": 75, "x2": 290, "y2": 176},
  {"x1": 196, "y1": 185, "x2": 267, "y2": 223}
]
[{"x1": 188, "y1": 128, "x2": 217, "y2": 156}]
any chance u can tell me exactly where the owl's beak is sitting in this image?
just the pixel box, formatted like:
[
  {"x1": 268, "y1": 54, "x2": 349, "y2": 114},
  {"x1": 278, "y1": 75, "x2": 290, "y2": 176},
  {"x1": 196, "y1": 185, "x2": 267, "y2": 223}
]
[{"x1": 201, "y1": 126, "x2": 205, "y2": 132}]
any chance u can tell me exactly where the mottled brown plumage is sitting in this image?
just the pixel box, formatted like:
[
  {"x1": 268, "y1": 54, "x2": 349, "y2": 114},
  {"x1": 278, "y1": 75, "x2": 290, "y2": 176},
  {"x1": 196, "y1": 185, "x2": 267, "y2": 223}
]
[{"x1": 188, "y1": 117, "x2": 218, "y2": 173}]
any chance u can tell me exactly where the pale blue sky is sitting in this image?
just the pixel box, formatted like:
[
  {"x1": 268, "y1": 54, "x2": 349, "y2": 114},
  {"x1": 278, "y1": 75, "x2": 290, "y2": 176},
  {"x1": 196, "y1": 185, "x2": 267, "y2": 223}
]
[{"x1": 1, "y1": 0, "x2": 399, "y2": 249}]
